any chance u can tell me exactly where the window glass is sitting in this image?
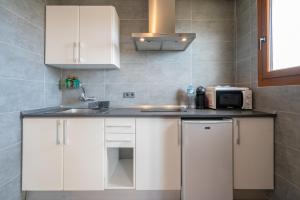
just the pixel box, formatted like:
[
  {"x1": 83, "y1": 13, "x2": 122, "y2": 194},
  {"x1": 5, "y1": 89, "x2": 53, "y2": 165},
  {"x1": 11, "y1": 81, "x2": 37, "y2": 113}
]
[{"x1": 271, "y1": 0, "x2": 300, "y2": 70}]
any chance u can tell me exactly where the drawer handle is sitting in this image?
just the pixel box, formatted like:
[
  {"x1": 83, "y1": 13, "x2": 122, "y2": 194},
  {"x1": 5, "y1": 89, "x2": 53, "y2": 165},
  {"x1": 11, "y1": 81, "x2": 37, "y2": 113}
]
[
  {"x1": 106, "y1": 125, "x2": 132, "y2": 128},
  {"x1": 106, "y1": 139, "x2": 132, "y2": 142}
]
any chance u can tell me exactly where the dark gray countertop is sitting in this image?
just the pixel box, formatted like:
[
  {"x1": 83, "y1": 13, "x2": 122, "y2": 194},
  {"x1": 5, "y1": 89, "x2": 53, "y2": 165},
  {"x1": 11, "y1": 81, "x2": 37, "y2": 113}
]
[{"x1": 21, "y1": 107, "x2": 276, "y2": 118}]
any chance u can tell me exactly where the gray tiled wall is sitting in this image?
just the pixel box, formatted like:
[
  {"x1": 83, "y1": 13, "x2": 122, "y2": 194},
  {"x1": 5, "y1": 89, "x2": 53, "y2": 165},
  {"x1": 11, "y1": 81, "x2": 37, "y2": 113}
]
[
  {"x1": 0, "y1": 0, "x2": 62, "y2": 199},
  {"x1": 235, "y1": 1, "x2": 300, "y2": 200},
  {"x1": 47, "y1": 0, "x2": 236, "y2": 107}
]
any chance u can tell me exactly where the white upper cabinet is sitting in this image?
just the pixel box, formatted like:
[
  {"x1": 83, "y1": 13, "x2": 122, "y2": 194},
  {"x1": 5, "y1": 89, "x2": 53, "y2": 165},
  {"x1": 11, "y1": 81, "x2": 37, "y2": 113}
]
[
  {"x1": 45, "y1": 6, "x2": 79, "y2": 66},
  {"x1": 136, "y1": 118, "x2": 181, "y2": 190},
  {"x1": 45, "y1": 6, "x2": 120, "y2": 69},
  {"x1": 233, "y1": 118, "x2": 274, "y2": 189}
]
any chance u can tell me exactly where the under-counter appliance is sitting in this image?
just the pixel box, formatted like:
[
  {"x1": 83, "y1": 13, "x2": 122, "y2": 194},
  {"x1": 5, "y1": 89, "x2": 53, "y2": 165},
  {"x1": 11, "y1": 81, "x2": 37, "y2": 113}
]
[
  {"x1": 206, "y1": 86, "x2": 252, "y2": 110},
  {"x1": 182, "y1": 120, "x2": 233, "y2": 200}
]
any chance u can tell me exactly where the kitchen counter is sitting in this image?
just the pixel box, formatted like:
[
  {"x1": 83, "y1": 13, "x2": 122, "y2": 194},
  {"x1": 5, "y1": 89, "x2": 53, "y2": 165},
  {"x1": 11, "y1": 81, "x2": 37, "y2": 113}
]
[{"x1": 21, "y1": 107, "x2": 276, "y2": 118}]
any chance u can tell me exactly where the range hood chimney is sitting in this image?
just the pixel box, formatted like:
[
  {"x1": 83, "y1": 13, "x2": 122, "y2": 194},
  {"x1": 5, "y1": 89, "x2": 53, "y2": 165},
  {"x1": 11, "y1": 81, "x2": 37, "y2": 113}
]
[{"x1": 132, "y1": 0, "x2": 196, "y2": 51}]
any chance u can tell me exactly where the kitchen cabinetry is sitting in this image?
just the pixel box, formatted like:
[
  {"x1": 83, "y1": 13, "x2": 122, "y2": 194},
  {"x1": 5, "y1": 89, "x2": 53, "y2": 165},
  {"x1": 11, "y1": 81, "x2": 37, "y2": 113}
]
[
  {"x1": 104, "y1": 118, "x2": 136, "y2": 189},
  {"x1": 22, "y1": 115, "x2": 274, "y2": 192},
  {"x1": 22, "y1": 118, "x2": 105, "y2": 191},
  {"x1": 22, "y1": 119, "x2": 63, "y2": 191},
  {"x1": 135, "y1": 118, "x2": 181, "y2": 190},
  {"x1": 45, "y1": 6, "x2": 79, "y2": 67},
  {"x1": 45, "y1": 6, "x2": 120, "y2": 69},
  {"x1": 233, "y1": 118, "x2": 274, "y2": 189}
]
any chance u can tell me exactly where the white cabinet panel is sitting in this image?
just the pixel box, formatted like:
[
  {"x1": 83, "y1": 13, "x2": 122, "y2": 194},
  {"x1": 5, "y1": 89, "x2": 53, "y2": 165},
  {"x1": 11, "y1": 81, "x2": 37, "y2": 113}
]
[
  {"x1": 22, "y1": 118, "x2": 105, "y2": 191},
  {"x1": 233, "y1": 118, "x2": 274, "y2": 189},
  {"x1": 136, "y1": 118, "x2": 181, "y2": 190},
  {"x1": 22, "y1": 118, "x2": 63, "y2": 191},
  {"x1": 45, "y1": 6, "x2": 79, "y2": 65},
  {"x1": 45, "y1": 6, "x2": 120, "y2": 69},
  {"x1": 79, "y1": 6, "x2": 110, "y2": 64},
  {"x1": 105, "y1": 118, "x2": 135, "y2": 134},
  {"x1": 63, "y1": 118, "x2": 105, "y2": 190}
]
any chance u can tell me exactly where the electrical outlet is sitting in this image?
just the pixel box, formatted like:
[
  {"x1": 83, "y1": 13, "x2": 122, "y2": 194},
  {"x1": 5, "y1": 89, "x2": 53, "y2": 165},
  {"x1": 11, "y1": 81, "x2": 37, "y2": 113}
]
[{"x1": 123, "y1": 92, "x2": 135, "y2": 98}]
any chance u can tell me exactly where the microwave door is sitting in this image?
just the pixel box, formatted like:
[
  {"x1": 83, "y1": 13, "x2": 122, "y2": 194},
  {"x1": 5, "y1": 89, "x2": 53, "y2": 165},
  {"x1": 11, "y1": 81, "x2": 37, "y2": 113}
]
[{"x1": 216, "y1": 91, "x2": 243, "y2": 109}]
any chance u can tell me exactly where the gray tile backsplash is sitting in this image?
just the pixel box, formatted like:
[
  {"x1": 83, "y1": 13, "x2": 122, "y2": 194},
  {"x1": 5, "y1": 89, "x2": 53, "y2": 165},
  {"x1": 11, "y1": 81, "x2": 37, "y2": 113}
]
[
  {"x1": 1, "y1": 0, "x2": 299, "y2": 200},
  {"x1": 55, "y1": 0, "x2": 235, "y2": 106},
  {"x1": 0, "y1": 0, "x2": 62, "y2": 198},
  {"x1": 235, "y1": 0, "x2": 300, "y2": 199}
]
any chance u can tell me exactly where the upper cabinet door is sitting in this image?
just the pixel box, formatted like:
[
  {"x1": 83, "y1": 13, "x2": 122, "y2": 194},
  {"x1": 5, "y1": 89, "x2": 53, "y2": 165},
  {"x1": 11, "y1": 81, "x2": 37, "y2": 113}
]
[
  {"x1": 63, "y1": 118, "x2": 105, "y2": 191},
  {"x1": 136, "y1": 118, "x2": 181, "y2": 190},
  {"x1": 233, "y1": 118, "x2": 274, "y2": 189},
  {"x1": 45, "y1": 6, "x2": 79, "y2": 65},
  {"x1": 22, "y1": 118, "x2": 63, "y2": 191},
  {"x1": 79, "y1": 6, "x2": 111, "y2": 65}
]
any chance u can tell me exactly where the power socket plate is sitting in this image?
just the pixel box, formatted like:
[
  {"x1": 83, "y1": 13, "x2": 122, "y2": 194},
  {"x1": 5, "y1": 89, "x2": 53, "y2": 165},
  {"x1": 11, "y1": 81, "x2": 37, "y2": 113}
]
[{"x1": 123, "y1": 92, "x2": 135, "y2": 98}]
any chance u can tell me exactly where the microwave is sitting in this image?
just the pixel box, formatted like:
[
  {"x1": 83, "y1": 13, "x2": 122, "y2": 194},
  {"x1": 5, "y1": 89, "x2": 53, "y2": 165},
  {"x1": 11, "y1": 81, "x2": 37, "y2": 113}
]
[{"x1": 206, "y1": 86, "x2": 252, "y2": 110}]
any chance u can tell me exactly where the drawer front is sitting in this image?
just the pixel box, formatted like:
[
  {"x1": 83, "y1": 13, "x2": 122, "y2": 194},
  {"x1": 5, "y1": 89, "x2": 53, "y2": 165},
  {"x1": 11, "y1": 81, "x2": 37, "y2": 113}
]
[
  {"x1": 106, "y1": 134, "x2": 135, "y2": 148},
  {"x1": 105, "y1": 118, "x2": 135, "y2": 134}
]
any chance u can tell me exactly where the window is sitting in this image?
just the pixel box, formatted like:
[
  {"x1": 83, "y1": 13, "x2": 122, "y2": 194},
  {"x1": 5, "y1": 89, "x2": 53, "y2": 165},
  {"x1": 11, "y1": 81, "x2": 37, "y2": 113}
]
[{"x1": 258, "y1": 0, "x2": 300, "y2": 86}]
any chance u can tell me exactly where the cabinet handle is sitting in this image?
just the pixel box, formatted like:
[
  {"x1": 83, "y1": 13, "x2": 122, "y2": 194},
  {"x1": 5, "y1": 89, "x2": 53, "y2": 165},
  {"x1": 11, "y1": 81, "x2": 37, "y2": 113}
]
[
  {"x1": 56, "y1": 120, "x2": 61, "y2": 145},
  {"x1": 106, "y1": 125, "x2": 132, "y2": 128},
  {"x1": 79, "y1": 57, "x2": 84, "y2": 64},
  {"x1": 236, "y1": 120, "x2": 240, "y2": 145},
  {"x1": 63, "y1": 120, "x2": 69, "y2": 145},
  {"x1": 78, "y1": 42, "x2": 82, "y2": 63},
  {"x1": 73, "y1": 42, "x2": 77, "y2": 63},
  {"x1": 106, "y1": 139, "x2": 132, "y2": 142},
  {"x1": 178, "y1": 119, "x2": 181, "y2": 146}
]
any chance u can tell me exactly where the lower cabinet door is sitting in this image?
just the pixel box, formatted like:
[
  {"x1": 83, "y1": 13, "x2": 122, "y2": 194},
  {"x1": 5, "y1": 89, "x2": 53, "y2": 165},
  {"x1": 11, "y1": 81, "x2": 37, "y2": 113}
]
[
  {"x1": 136, "y1": 118, "x2": 181, "y2": 190},
  {"x1": 22, "y1": 118, "x2": 64, "y2": 191},
  {"x1": 233, "y1": 118, "x2": 274, "y2": 189},
  {"x1": 63, "y1": 118, "x2": 105, "y2": 190}
]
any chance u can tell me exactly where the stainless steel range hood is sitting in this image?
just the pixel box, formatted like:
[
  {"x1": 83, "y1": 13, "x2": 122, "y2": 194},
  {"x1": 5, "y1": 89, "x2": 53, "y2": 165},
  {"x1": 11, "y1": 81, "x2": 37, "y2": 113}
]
[{"x1": 132, "y1": 0, "x2": 196, "y2": 51}]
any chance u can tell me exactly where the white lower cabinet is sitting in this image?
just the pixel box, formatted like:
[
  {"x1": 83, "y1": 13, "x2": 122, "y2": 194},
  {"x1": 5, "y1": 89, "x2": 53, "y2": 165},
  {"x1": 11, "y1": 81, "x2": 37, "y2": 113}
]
[
  {"x1": 22, "y1": 118, "x2": 105, "y2": 191},
  {"x1": 135, "y1": 118, "x2": 181, "y2": 190},
  {"x1": 233, "y1": 118, "x2": 274, "y2": 189},
  {"x1": 22, "y1": 119, "x2": 64, "y2": 191},
  {"x1": 22, "y1": 116, "x2": 274, "y2": 192},
  {"x1": 63, "y1": 118, "x2": 105, "y2": 190},
  {"x1": 104, "y1": 118, "x2": 136, "y2": 189}
]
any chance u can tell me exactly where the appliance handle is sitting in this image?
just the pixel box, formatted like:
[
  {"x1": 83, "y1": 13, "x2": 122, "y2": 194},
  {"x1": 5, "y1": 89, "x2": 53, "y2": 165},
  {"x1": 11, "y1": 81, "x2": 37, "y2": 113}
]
[
  {"x1": 242, "y1": 91, "x2": 246, "y2": 108},
  {"x1": 56, "y1": 120, "x2": 61, "y2": 145},
  {"x1": 183, "y1": 120, "x2": 232, "y2": 124}
]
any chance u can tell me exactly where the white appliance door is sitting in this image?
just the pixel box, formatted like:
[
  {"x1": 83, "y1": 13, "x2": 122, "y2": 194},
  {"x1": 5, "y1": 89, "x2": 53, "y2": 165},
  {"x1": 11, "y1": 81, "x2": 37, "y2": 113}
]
[{"x1": 182, "y1": 120, "x2": 233, "y2": 200}]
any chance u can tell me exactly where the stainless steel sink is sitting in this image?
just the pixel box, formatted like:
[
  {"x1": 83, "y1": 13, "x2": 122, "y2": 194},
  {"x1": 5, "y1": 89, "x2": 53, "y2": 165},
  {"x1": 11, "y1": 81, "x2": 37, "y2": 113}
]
[{"x1": 48, "y1": 108, "x2": 109, "y2": 114}]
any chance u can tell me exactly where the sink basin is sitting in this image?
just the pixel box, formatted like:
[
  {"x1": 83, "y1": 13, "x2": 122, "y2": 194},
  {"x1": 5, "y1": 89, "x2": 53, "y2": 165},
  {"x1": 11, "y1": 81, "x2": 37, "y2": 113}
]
[{"x1": 51, "y1": 108, "x2": 109, "y2": 114}]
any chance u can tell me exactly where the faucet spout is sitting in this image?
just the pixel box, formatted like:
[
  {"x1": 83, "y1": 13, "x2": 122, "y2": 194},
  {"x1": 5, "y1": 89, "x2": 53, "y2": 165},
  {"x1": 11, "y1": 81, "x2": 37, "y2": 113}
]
[{"x1": 79, "y1": 85, "x2": 96, "y2": 102}]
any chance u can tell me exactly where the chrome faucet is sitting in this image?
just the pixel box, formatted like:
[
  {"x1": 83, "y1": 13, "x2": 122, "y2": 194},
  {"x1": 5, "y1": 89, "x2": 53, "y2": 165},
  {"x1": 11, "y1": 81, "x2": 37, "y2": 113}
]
[{"x1": 79, "y1": 84, "x2": 96, "y2": 102}]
